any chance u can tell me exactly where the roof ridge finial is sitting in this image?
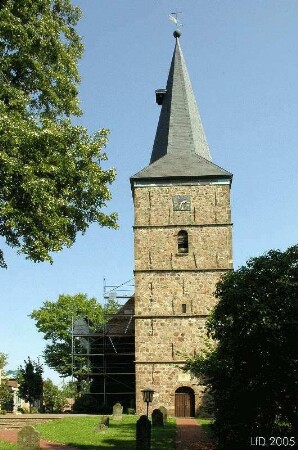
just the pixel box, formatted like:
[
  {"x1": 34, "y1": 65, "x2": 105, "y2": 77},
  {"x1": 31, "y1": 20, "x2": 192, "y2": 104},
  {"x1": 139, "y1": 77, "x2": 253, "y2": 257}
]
[
  {"x1": 169, "y1": 11, "x2": 182, "y2": 38},
  {"x1": 173, "y1": 29, "x2": 181, "y2": 39}
]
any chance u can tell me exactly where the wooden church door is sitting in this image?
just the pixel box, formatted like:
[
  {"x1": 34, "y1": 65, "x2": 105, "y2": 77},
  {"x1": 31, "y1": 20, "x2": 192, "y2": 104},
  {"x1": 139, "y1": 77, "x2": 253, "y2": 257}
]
[{"x1": 175, "y1": 387, "x2": 195, "y2": 417}]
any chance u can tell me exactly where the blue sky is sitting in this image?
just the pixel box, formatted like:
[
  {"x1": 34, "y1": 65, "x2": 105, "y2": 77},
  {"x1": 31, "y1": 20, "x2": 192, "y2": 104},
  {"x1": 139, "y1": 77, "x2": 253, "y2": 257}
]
[{"x1": 1, "y1": 0, "x2": 297, "y2": 384}]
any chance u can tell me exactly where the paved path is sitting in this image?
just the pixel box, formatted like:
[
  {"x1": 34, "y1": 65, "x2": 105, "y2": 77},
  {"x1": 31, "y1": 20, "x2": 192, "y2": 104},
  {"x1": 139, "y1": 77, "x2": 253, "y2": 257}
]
[
  {"x1": 0, "y1": 429, "x2": 79, "y2": 450},
  {"x1": 176, "y1": 418, "x2": 215, "y2": 450}
]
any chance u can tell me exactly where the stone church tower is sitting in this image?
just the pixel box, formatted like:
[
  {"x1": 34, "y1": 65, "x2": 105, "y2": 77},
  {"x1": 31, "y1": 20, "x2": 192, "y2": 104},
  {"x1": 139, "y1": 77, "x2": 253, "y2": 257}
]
[{"x1": 130, "y1": 31, "x2": 233, "y2": 416}]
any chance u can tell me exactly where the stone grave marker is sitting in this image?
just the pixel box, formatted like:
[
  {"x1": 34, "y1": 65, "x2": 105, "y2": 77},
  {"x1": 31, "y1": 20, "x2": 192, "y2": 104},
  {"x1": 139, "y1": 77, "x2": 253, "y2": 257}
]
[
  {"x1": 152, "y1": 408, "x2": 164, "y2": 427},
  {"x1": 96, "y1": 415, "x2": 109, "y2": 432},
  {"x1": 17, "y1": 425, "x2": 40, "y2": 450},
  {"x1": 113, "y1": 402, "x2": 123, "y2": 420},
  {"x1": 159, "y1": 405, "x2": 168, "y2": 422},
  {"x1": 136, "y1": 414, "x2": 151, "y2": 450}
]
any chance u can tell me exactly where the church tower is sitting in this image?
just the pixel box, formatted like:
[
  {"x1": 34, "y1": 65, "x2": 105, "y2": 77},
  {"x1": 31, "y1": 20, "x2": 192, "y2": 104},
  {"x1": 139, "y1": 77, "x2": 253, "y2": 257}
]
[{"x1": 130, "y1": 31, "x2": 233, "y2": 416}]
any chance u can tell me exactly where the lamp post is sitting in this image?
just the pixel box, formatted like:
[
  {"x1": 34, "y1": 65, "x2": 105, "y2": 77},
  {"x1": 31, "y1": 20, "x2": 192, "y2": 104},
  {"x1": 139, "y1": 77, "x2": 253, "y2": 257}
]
[{"x1": 141, "y1": 388, "x2": 155, "y2": 418}]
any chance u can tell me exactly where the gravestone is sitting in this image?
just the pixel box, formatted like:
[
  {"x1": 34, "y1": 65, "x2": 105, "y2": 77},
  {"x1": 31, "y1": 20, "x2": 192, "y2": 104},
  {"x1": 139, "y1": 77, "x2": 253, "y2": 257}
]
[
  {"x1": 136, "y1": 415, "x2": 151, "y2": 450},
  {"x1": 96, "y1": 415, "x2": 109, "y2": 432},
  {"x1": 159, "y1": 405, "x2": 168, "y2": 422},
  {"x1": 17, "y1": 425, "x2": 40, "y2": 450},
  {"x1": 113, "y1": 402, "x2": 123, "y2": 420},
  {"x1": 152, "y1": 408, "x2": 164, "y2": 427}
]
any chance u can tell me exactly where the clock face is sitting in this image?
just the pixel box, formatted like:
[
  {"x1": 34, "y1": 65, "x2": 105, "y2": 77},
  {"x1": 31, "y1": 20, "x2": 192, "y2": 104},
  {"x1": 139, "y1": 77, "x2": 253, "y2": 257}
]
[{"x1": 172, "y1": 195, "x2": 191, "y2": 211}]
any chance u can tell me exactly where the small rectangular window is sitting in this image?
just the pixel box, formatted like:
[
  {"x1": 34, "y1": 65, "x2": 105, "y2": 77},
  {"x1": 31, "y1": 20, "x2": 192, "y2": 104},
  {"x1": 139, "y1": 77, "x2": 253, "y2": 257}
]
[
  {"x1": 182, "y1": 304, "x2": 187, "y2": 313},
  {"x1": 178, "y1": 230, "x2": 188, "y2": 253}
]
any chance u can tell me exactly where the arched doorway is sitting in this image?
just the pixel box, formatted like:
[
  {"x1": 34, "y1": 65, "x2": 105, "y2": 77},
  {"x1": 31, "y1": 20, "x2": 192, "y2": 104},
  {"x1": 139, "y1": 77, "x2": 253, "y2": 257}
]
[{"x1": 175, "y1": 386, "x2": 195, "y2": 417}]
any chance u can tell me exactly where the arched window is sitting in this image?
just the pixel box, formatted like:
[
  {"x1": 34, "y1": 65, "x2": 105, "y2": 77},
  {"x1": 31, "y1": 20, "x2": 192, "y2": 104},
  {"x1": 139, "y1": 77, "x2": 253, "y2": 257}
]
[{"x1": 177, "y1": 230, "x2": 188, "y2": 254}]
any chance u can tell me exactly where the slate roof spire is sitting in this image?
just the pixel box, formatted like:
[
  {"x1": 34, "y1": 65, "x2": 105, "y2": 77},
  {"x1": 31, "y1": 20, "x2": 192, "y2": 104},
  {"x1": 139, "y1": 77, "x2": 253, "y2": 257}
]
[
  {"x1": 151, "y1": 30, "x2": 211, "y2": 164},
  {"x1": 131, "y1": 31, "x2": 232, "y2": 182}
]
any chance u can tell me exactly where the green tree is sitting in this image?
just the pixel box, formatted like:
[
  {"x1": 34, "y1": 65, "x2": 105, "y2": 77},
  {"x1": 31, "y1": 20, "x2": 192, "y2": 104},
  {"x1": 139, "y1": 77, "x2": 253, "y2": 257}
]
[
  {"x1": 60, "y1": 380, "x2": 76, "y2": 399},
  {"x1": 184, "y1": 245, "x2": 298, "y2": 449},
  {"x1": 0, "y1": 353, "x2": 13, "y2": 411},
  {"x1": 43, "y1": 379, "x2": 68, "y2": 413},
  {"x1": 0, "y1": 0, "x2": 117, "y2": 268},
  {"x1": 0, "y1": 353, "x2": 8, "y2": 384},
  {"x1": 30, "y1": 293, "x2": 120, "y2": 382},
  {"x1": 18, "y1": 357, "x2": 43, "y2": 412},
  {"x1": 0, "y1": 382, "x2": 13, "y2": 412}
]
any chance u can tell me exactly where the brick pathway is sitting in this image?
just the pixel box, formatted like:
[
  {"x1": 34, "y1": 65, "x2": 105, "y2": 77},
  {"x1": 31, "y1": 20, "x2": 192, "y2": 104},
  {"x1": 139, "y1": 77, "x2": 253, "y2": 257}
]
[
  {"x1": 176, "y1": 418, "x2": 215, "y2": 450},
  {"x1": 0, "y1": 429, "x2": 79, "y2": 450}
]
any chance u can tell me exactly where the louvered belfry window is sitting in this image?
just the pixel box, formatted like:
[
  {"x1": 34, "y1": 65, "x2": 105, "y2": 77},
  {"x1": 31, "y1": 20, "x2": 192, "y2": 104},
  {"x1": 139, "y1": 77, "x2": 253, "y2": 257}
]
[{"x1": 177, "y1": 230, "x2": 188, "y2": 254}]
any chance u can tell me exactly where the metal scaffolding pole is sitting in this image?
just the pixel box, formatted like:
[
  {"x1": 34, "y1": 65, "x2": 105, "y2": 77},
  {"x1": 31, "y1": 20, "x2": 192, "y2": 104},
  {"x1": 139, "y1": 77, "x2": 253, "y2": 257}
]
[{"x1": 70, "y1": 277, "x2": 135, "y2": 407}]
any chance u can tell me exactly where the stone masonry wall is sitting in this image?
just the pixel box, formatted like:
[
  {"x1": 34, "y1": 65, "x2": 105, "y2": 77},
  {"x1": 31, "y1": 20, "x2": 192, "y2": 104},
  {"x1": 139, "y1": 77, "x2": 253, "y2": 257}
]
[
  {"x1": 134, "y1": 183, "x2": 232, "y2": 272},
  {"x1": 134, "y1": 184, "x2": 231, "y2": 227},
  {"x1": 136, "y1": 363, "x2": 204, "y2": 417},
  {"x1": 134, "y1": 226, "x2": 232, "y2": 271},
  {"x1": 135, "y1": 316, "x2": 208, "y2": 362},
  {"x1": 134, "y1": 271, "x2": 225, "y2": 316},
  {"x1": 134, "y1": 182, "x2": 232, "y2": 415}
]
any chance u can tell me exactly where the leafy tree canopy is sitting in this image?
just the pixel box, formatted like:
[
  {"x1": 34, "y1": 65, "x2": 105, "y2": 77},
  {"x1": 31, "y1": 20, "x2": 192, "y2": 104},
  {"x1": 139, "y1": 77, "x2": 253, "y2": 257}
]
[
  {"x1": 43, "y1": 378, "x2": 68, "y2": 413},
  {"x1": 185, "y1": 245, "x2": 298, "y2": 449},
  {"x1": 18, "y1": 357, "x2": 43, "y2": 411},
  {"x1": 30, "y1": 293, "x2": 120, "y2": 379},
  {"x1": 0, "y1": 0, "x2": 117, "y2": 268},
  {"x1": 0, "y1": 353, "x2": 9, "y2": 410},
  {"x1": 0, "y1": 382, "x2": 13, "y2": 411},
  {"x1": 0, "y1": 353, "x2": 8, "y2": 371}
]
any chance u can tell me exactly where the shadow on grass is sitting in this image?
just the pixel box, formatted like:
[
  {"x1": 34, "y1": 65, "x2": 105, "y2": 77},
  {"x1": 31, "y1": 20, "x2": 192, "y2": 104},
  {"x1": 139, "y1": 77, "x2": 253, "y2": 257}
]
[
  {"x1": 201, "y1": 423, "x2": 216, "y2": 443},
  {"x1": 151, "y1": 420, "x2": 177, "y2": 450},
  {"x1": 63, "y1": 421, "x2": 136, "y2": 450},
  {"x1": 196, "y1": 419, "x2": 217, "y2": 449},
  {"x1": 63, "y1": 420, "x2": 176, "y2": 450},
  {"x1": 67, "y1": 442, "x2": 135, "y2": 450},
  {"x1": 198, "y1": 418, "x2": 216, "y2": 441},
  {"x1": 45, "y1": 445, "x2": 80, "y2": 449}
]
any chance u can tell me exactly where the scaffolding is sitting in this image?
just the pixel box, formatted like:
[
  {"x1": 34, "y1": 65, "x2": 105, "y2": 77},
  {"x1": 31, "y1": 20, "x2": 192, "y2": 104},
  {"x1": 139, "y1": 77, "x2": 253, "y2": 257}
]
[{"x1": 71, "y1": 278, "x2": 135, "y2": 409}]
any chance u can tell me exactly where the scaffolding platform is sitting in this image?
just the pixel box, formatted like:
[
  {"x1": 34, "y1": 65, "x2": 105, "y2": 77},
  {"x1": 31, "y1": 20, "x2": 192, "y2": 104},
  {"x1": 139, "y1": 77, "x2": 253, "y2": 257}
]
[{"x1": 71, "y1": 279, "x2": 135, "y2": 410}]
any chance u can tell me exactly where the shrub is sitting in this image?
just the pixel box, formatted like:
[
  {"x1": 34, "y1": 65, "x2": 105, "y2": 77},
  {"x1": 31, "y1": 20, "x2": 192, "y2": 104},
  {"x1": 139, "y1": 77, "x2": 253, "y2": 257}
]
[{"x1": 72, "y1": 394, "x2": 100, "y2": 414}]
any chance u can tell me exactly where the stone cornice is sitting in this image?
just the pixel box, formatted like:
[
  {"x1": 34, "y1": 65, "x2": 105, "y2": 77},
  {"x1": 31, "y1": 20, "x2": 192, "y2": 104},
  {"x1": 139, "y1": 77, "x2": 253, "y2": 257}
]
[
  {"x1": 134, "y1": 268, "x2": 232, "y2": 274},
  {"x1": 134, "y1": 314, "x2": 209, "y2": 319},
  {"x1": 135, "y1": 360, "x2": 187, "y2": 364},
  {"x1": 133, "y1": 223, "x2": 233, "y2": 229}
]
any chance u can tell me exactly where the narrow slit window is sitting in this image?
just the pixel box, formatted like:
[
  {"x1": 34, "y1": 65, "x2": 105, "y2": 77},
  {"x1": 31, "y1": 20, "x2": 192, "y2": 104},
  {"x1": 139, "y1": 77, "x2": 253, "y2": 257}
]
[
  {"x1": 182, "y1": 304, "x2": 187, "y2": 313},
  {"x1": 178, "y1": 230, "x2": 188, "y2": 253}
]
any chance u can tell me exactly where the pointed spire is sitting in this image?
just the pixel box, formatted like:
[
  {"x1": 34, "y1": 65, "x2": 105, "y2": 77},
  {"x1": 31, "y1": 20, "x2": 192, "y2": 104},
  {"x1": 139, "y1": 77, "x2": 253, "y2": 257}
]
[
  {"x1": 131, "y1": 33, "x2": 232, "y2": 183},
  {"x1": 150, "y1": 32, "x2": 212, "y2": 164}
]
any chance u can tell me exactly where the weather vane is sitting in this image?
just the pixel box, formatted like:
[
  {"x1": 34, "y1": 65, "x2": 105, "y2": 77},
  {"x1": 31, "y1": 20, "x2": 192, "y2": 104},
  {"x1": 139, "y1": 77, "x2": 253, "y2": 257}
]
[{"x1": 169, "y1": 11, "x2": 183, "y2": 29}]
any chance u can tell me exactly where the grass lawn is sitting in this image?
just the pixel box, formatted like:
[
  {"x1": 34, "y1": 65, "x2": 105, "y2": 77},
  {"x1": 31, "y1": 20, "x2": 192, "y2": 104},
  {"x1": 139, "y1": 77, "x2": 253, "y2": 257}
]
[
  {"x1": 32, "y1": 415, "x2": 176, "y2": 450},
  {"x1": 0, "y1": 442, "x2": 16, "y2": 450},
  {"x1": 152, "y1": 417, "x2": 176, "y2": 449},
  {"x1": 197, "y1": 417, "x2": 216, "y2": 441}
]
